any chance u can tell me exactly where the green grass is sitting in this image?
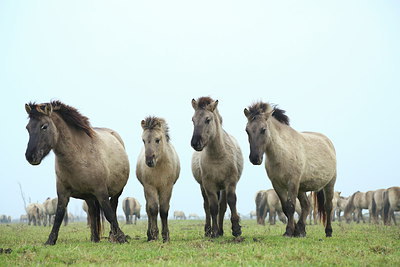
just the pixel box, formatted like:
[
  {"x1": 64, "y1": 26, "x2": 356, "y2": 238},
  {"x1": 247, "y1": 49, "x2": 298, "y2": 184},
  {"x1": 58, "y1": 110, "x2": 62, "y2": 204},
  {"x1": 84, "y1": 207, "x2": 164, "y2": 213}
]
[{"x1": 0, "y1": 220, "x2": 399, "y2": 266}]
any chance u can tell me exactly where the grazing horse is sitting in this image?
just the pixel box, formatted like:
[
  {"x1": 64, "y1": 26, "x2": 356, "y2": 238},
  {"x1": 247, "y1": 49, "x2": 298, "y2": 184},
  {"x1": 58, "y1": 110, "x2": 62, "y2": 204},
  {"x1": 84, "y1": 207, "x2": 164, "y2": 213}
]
[
  {"x1": 25, "y1": 101, "x2": 129, "y2": 245},
  {"x1": 258, "y1": 189, "x2": 300, "y2": 225},
  {"x1": 173, "y1": 211, "x2": 186, "y2": 220},
  {"x1": 122, "y1": 197, "x2": 141, "y2": 225},
  {"x1": 189, "y1": 213, "x2": 200, "y2": 220},
  {"x1": 383, "y1": 186, "x2": 400, "y2": 225},
  {"x1": 191, "y1": 97, "x2": 243, "y2": 238},
  {"x1": 344, "y1": 191, "x2": 374, "y2": 223},
  {"x1": 136, "y1": 117, "x2": 180, "y2": 242},
  {"x1": 244, "y1": 102, "x2": 336, "y2": 237}
]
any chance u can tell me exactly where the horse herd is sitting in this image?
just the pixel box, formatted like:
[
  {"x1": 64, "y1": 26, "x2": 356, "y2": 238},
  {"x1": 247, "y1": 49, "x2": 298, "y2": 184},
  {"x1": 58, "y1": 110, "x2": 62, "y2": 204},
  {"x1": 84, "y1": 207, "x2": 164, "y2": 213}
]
[
  {"x1": 23, "y1": 97, "x2": 399, "y2": 245},
  {"x1": 255, "y1": 188, "x2": 400, "y2": 226}
]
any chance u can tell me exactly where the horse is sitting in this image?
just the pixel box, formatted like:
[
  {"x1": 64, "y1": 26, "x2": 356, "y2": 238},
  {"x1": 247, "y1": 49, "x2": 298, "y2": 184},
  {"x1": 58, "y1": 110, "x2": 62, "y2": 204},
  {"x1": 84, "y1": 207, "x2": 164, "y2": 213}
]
[
  {"x1": 20, "y1": 214, "x2": 28, "y2": 223},
  {"x1": 335, "y1": 196, "x2": 349, "y2": 222},
  {"x1": 0, "y1": 215, "x2": 11, "y2": 223},
  {"x1": 259, "y1": 189, "x2": 301, "y2": 225},
  {"x1": 26, "y1": 203, "x2": 42, "y2": 226},
  {"x1": 25, "y1": 101, "x2": 129, "y2": 245},
  {"x1": 383, "y1": 186, "x2": 400, "y2": 225},
  {"x1": 43, "y1": 197, "x2": 57, "y2": 226},
  {"x1": 122, "y1": 197, "x2": 141, "y2": 225},
  {"x1": 189, "y1": 213, "x2": 200, "y2": 220},
  {"x1": 191, "y1": 97, "x2": 243, "y2": 238},
  {"x1": 255, "y1": 190, "x2": 267, "y2": 225},
  {"x1": 173, "y1": 211, "x2": 186, "y2": 220},
  {"x1": 371, "y1": 189, "x2": 386, "y2": 224},
  {"x1": 136, "y1": 116, "x2": 180, "y2": 242},
  {"x1": 244, "y1": 102, "x2": 337, "y2": 237},
  {"x1": 82, "y1": 201, "x2": 105, "y2": 227},
  {"x1": 249, "y1": 211, "x2": 257, "y2": 219},
  {"x1": 331, "y1": 191, "x2": 341, "y2": 221},
  {"x1": 344, "y1": 191, "x2": 374, "y2": 223}
]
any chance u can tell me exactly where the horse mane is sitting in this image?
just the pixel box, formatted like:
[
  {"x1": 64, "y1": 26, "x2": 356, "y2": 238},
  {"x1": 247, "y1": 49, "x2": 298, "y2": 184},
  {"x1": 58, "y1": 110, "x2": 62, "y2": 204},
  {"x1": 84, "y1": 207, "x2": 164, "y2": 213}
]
[
  {"x1": 196, "y1": 96, "x2": 223, "y2": 124},
  {"x1": 27, "y1": 101, "x2": 95, "y2": 138},
  {"x1": 142, "y1": 116, "x2": 170, "y2": 142},
  {"x1": 247, "y1": 102, "x2": 290, "y2": 125}
]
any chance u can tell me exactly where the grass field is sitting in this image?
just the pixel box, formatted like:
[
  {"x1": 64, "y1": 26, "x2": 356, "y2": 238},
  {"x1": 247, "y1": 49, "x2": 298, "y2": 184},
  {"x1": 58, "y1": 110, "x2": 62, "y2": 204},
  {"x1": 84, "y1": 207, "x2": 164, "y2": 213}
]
[{"x1": 0, "y1": 219, "x2": 399, "y2": 266}]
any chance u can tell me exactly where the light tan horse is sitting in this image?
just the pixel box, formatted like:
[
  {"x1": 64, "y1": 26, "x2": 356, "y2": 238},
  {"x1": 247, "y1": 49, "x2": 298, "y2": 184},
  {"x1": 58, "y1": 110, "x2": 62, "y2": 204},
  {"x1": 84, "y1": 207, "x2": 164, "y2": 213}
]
[
  {"x1": 244, "y1": 102, "x2": 336, "y2": 237},
  {"x1": 122, "y1": 197, "x2": 141, "y2": 225},
  {"x1": 259, "y1": 189, "x2": 301, "y2": 225},
  {"x1": 344, "y1": 191, "x2": 374, "y2": 223},
  {"x1": 26, "y1": 203, "x2": 42, "y2": 226},
  {"x1": 173, "y1": 211, "x2": 186, "y2": 220},
  {"x1": 25, "y1": 101, "x2": 129, "y2": 245},
  {"x1": 383, "y1": 186, "x2": 400, "y2": 225},
  {"x1": 191, "y1": 97, "x2": 243, "y2": 238},
  {"x1": 43, "y1": 197, "x2": 57, "y2": 226},
  {"x1": 336, "y1": 196, "x2": 349, "y2": 222},
  {"x1": 371, "y1": 189, "x2": 386, "y2": 224},
  {"x1": 136, "y1": 117, "x2": 180, "y2": 242},
  {"x1": 255, "y1": 190, "x2": 268, "y2": 225}
]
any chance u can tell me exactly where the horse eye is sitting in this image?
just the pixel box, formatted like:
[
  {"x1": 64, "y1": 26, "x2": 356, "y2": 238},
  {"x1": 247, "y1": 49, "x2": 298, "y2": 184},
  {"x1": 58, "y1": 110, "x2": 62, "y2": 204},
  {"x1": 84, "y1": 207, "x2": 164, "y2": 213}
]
[
  {"x1": 142, "y1": 139, "x2": 145, "y2": 144},
  {"x1": 41, "y1": 124, "x2": 48, "y2": 130},
  {"x1": 155, "y1": 139, "x2": 160, "y2": 144},
  {"x1": 260, "y1": 128, "x2": 266, "y2": 134},
  {"x1": 205, "y1": 118, "x2": 211, "y2": 124}
]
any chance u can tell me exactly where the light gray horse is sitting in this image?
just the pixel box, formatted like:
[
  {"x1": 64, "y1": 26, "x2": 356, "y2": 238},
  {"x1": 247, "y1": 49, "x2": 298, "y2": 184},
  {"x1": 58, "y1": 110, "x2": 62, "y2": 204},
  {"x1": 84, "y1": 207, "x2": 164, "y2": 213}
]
[
  {"x1": 25, "y1": 101, "x2": 129, "y2": 245},
  {"x1": 383, "y1": 186, "x2": 400, "y2": 225},
  {"x1": 136, "y1": 117, "x2": 180, "y2": 242},
  {"x1": 122, "y1": 197, "x2": 141, "y2": 225},
  {"x1": 191, "y1": 97, "x2": 243, "y2": 238},
  {"x1": 244, "y1": 102, "x2": 336, "y2": 237}
]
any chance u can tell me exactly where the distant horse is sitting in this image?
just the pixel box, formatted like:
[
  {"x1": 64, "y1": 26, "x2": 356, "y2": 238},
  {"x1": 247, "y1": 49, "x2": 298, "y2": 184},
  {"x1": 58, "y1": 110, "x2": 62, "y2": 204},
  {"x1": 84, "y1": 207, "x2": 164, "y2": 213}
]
[
  {"x1": 371, "y1": 189, "x2": 386, "y2": 224},
  {"x1": 136, "y1": 117, "x2": 180, "y2": 242},
  {"x1": 255, "y1": 190, "x2": 267, "y2": 225},
  {"x1": 249, "y1": 211, "x2": 256, "y2": 219},
  {"x1": 331, "y1": 191, "x2": 341, "y2": 221},
  {"x1": 344, "y1": 191, "x2": 374, "y2": 223},
  {"x1": 336, "y1": 196, "x2": 349, "y2": 222},
  {"x1": 244, "y1": 102, "x2": 336, "y2": 237},
  {"x1": 188, "y1": 213, "x2": 200, "y2": 220},
  {"x1": 309, "y1": 191, "x2": 341, "y2": 224},
  {"x1": 122, "y1": 197, "x2": 141, "y2": 225},
  {"x1": 26, "y1": 203, "x2": 42, "y2": 226},
  {"x1": 25, "y1": 101, "x2": 129, "y2": 245},
  {"x1": 20, "y1": 214, "x2": 28, "y2": 223},
  {"x1": 259, "y1": 189, "x2": 301, "y2": 225},
  {"x1": 383, "y1": 186, "x2": 400, "y2": 225},
  {"x1": 82, "y1": 200, "x2": 105, "y2": 227},
  {"x1": 191, "y1": 97, "x2": 243, "y2": 238},
  {"x1": 0, "y1": 215, "x2": 11, "y2": 223},
  {"x1": 43, "y1": 197, "x2": 68, "y2": 227},
  {"x1": 173, "y1": 211, "x2": 186, "y2": 220}
]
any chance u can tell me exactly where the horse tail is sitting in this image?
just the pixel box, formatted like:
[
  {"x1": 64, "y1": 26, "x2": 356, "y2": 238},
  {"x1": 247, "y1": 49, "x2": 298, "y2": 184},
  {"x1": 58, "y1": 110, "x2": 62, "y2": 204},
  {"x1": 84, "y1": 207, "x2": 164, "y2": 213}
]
[
  {"x1": 125, "y1": 198, "x2": 131, "y2": 217},
  {"x1": 371, "y1": 195, "x2": 377, "y2": 223},
  {"x1": 383, "y1": 190, "x2": 390, "y2": 225},
  {"x1": 255, "y1": 192, "x2": 263, "y2": 224},
  {"x1": 94, "y1": 200, "x2": 103, "y2": 238},
  {"x1": 314, "y1": 190, "x2": 326, "y2": 225}
]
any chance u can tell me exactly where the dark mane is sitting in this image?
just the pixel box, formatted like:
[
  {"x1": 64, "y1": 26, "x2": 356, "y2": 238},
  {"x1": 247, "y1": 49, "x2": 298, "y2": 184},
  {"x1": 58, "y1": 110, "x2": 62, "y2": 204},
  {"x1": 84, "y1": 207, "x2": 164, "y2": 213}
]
[
  {"x1": 197, "y1": 96, "x2": 213, "y2": 109},
  {"x1": 247, "y1": 102, "x2": 290, "y2": 125},
  {"x1": 27, "y1": 101, "x2": 95, "y2": 137},
  {"x1": 142, "y1": 116, "x2": 170, "y2": 142}
]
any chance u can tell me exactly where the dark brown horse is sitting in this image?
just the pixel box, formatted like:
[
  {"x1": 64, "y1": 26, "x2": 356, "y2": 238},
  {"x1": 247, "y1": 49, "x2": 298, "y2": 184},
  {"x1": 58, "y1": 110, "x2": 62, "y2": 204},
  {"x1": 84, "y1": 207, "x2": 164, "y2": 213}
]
[{"x1": 25, "y1": 101, "x2": 129, "y2": 245}]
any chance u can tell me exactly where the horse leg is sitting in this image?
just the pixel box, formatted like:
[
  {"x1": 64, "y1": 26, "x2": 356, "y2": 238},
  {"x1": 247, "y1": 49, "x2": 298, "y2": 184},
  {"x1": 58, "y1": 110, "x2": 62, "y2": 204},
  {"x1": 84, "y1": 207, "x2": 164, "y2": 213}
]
[
  {"x1": 200, "y1": 186, "x2": 211, "y2": 237},
  {"x1": 96, "y1": 193, "x2": 126, "y2": 243},
  {"x1": 269, "y1": 207, "x2": 276, "y2": 225},
  {"x1": 86, "y1": 199, "x2": 101, "y2": 242},
  {"x1": 218, "y1": 190, "x2": 227, "y2": 236},
  {"x1": 275, "y1": 182, "x2": 297, "y2": 237},
  {"x1": 109, "y1": 190, "x2": 125, "y2": 240},
  {"x1": 145, "y1": 187, "x2": 159, "y2": 241},
  {"x1": 295, "y1": 192, "x2": 310, "y2": 237},
  {"x1": 45, "y1": 194, "x2": 70, "y2": 245},
  {"x1": 205, "y1": 186, "x2": 220, "y2": 238},
  {"x1": 226, "y1": 184, "x2": 241, "y2": 237},
  {"x1": 159, "y1": 187, "x2": 172, "y2": 242},
  {"x1": 323, "y1": 180, "x2": 335, "y2": 237}
]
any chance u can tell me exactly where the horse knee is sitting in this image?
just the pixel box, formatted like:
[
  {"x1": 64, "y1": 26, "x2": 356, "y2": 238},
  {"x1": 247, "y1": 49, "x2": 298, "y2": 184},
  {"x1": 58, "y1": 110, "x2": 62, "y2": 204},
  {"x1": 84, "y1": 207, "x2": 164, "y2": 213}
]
[{"x1": 147, "y1": 204, "x2": 158, "y2": 217}]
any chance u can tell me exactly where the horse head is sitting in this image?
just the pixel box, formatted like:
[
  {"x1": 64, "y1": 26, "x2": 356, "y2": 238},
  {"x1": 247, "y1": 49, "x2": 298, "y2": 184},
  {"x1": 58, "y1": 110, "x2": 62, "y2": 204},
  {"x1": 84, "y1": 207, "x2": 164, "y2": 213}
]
[
  {"x1": 25, "y1": 103, "x2": 58, "y2": 165},
  {"x1": 141, "y1": 116, "x2": 169, "y2": 168}
]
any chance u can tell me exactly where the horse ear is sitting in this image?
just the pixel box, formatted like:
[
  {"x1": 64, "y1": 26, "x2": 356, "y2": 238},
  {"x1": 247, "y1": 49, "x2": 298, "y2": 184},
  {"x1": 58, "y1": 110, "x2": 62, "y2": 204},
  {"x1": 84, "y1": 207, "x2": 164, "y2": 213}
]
[
  {"x1": 191, "y1": 99, "x2": 197, "y2": 110},
  {"x1": 244, "y1": 108, "x2": 250, "y2": 119},
  {"x1": 25, "y1": 104, "x2": 32, "y2": 114},
  {"x1": 208, "y1": 100, "x2": 218, "y2": 112},
  {"x1": 44, "y1": 103, "x2": 53, "y2": 116},
  {"x1": 264, "y1": 109, "x2": 274, "y2": 120},
  {"x1": 141, "y1": 120, "x2": 146, "y2": 129}
]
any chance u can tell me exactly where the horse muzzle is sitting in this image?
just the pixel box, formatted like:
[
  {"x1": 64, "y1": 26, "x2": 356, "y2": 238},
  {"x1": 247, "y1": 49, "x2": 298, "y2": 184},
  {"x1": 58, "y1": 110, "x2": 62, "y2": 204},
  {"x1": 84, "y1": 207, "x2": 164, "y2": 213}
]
[
  {"x1": 191, "y1": 135, "x2": 205, "y2": 151},
  {"x1": 145, "y1": 156, "x2": 156, "y2": 168},
  {"x1": 249, "y1": 154, "x2": 263, "y2": 165},
  {"x1": 25, "y1": 150, "x2": 43, "y2": 165}
]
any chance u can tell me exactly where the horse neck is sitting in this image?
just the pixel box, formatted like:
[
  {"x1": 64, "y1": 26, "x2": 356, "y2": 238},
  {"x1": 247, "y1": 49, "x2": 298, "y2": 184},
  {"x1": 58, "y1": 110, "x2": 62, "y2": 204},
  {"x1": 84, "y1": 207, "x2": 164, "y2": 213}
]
[
  {"x1": 52, "y1": 113, "x2": 92, "y2": 161},
  {"x1": 205, "y1": 118, "x2": 226, "y2": 158},
  {"x1": 264, "y1": 118, "x2": 290, "y2": 161}
]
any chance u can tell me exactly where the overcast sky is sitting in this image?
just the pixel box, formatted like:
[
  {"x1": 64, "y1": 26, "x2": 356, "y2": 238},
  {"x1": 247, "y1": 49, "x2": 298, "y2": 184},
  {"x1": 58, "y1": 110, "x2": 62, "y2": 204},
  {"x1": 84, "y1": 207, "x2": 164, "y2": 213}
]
[{"x1": 1, "y1": 1, "x2": 399, "y2": 220}]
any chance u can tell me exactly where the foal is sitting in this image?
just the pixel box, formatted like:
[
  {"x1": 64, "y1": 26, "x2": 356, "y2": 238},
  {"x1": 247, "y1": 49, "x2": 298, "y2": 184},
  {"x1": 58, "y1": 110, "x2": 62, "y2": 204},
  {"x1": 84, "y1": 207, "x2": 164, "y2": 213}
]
[{"x1": 136, "y1": 117, "x2": 180, "y2": 242}]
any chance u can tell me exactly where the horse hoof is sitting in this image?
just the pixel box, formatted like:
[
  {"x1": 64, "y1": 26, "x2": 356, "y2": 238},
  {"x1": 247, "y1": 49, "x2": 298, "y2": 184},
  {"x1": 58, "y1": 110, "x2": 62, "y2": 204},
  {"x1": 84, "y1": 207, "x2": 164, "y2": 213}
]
[
  {"x1": 44, "y1": 240, "x2": 56, "y2": 246},
  {"x1": 283, "y1": 232, "x2": 293, "y2": 238}
]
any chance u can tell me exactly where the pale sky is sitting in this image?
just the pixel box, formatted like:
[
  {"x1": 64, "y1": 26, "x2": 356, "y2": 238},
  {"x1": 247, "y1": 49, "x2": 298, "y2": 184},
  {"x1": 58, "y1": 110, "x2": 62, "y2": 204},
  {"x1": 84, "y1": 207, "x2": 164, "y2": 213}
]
[{"x1": 1, "y1": 1, "x2": 399, "y2": 220}]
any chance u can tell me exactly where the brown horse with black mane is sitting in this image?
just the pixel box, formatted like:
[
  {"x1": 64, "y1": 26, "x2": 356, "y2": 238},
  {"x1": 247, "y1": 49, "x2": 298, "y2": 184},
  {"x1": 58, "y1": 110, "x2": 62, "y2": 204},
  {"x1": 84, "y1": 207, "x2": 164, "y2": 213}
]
[
  {"x1": 244, "y1": 102, "x2": 336, "y2": 238},
  {"x1": 25, "y1": 101, "x2": 129, "y2": 245}
]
